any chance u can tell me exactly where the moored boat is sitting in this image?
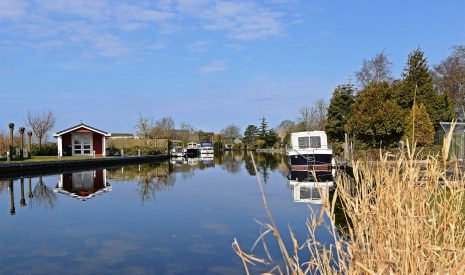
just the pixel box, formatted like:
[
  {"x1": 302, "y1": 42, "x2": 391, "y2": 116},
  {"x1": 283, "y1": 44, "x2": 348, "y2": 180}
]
[
  {"x1": 186, "y1": 142, "x2": 200, "y2": 157},
  {"x1": 199, "y1": 141, "x2": 214, "y2": 155},
  {"x1": 287, "y1": 131, "x2": 334, "y2": 172}
]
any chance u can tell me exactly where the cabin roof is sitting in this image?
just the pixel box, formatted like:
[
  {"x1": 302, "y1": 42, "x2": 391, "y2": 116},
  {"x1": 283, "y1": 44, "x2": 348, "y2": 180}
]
[{"x1": 53, "y1": 123, "x2": 111, "y2": 137}]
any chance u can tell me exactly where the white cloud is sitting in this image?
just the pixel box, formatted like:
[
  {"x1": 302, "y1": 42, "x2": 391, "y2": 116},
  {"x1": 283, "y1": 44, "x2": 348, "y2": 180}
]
[
  {"x1": 199, "y1": 60, "x2": 227, "y2": 73},
  {"x1": 0, "y1": 0, "x2": 27, "y2": 20},
  {"x1": 186, "y1": 40, "x2": 210, "y2": 52}
]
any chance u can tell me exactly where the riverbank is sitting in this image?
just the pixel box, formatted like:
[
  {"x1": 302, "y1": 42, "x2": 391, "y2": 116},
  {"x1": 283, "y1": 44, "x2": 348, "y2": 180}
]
[{"x1": 0, "y1": 154, "x2": 168, "y2": 179}]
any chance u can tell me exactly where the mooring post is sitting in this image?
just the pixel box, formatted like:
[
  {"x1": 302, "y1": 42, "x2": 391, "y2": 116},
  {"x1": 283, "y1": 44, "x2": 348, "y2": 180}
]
[
  {"x1": 344, "y1": 132, "x2": 349, "y2": 162},
  {"x1": 19, "y1": 127, "x2": 25, "y2": 160},
  {"x1": 27, "y1": 131, "x2": 32, "y2": 159},
  {"x1": 8, "y1": 123, "x2": 14, "y2": 159}
]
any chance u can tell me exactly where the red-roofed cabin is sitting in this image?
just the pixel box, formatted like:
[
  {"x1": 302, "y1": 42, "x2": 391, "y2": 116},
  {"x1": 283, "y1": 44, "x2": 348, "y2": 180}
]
[{"x1": 53, "y1": 123, "x2": 111, "y2": 157}]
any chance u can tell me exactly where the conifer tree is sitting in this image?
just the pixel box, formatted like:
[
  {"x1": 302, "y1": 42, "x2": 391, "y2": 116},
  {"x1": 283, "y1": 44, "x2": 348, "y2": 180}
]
[
  {"x1": 403, "y1": 103, "x2": 435, "y2": 146},
  {"x1": 325, "y1": 84, "x2": 355, "y2": 143},
  {"x1": 397, "y1": 48, "x2": 453, "y2": 126}
]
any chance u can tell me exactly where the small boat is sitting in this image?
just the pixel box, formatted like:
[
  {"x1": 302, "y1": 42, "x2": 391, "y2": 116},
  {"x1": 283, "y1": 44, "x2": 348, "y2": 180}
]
[
  {"x1": 287, "y1": 131, "x2": 334, "y2": 172},
  {"x1": 186, "y1": 142, "x2": 200, "y2": 157},
  {"x1": 170, "y1": 142, "x2": 186, "y2": 157},
  {"x1": 199, "y1": 141, "x2": 214, "y2": 155}
]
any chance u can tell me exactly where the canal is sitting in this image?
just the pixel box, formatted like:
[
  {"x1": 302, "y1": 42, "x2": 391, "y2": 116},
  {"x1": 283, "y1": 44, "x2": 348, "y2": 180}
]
[{"x1": 0, "y1": 152, "x2": 338, "y2": 274}]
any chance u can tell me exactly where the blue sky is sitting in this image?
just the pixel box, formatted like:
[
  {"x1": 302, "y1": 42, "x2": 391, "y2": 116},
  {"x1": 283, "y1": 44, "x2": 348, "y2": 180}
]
[{"x1": 1, "y1": 0, "x2": 464, "y2": 135}]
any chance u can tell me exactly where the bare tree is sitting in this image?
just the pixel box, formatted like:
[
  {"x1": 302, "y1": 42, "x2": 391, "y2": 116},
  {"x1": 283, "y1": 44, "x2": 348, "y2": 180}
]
[
  {"x1": 296, "y1": 99, "x2": 328, "y2": 131},
  {"x1": 221, "y1": 124, "x2": 242, "y2": 144},
  {"x1": 135, "y1": 113, "x2": 154, "y2": 139},
  {"x1": 355, "y1": 50, "x2": 393, "y2": 88},
  {"x1": 26, "y1": 110, "x2": 56, "y2": 148},
  {"x1": 179, "y1": 122, "x2": 195, "y2": 143},
  {"x1": 432, "y1": 45, "x2": 465, "y2": 119},
  {"x1": 152, "y1": 116, "x2": 175, "y2": 139}
]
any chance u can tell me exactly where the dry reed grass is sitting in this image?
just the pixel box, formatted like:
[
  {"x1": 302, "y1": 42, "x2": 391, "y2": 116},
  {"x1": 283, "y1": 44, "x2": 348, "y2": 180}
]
[{"x1": 234, "y1": 123, "x2": 465, "y2": 274}]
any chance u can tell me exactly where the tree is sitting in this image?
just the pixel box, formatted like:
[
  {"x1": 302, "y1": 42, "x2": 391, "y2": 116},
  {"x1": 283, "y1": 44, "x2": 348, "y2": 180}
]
[
  {"x1": 276, "y1": 119, "x2": 295, "y2": 131},
  {"x1": 403, "y1": 103, "x2": 435, "y2": 146},
  {"x1": 396, "y1": 47, "x2": 453, "y2": 126},
  {"x1": 258, "y1": 117, "x2": 268, "y2": 139},
  {"x1": 243, "y1": 125, "x2": 258, "y2": 147},
  {"x1": 346, "y1": 82, "x2": 405, "y2": 148},
  {"x1": 296, "y1": 99, "x2": 328, "y2": 131},
  {"x1": 135, "y1": 113, "x2": 154, "y2": 139},
  {"x1": 179, "y1": 122, "x2": 195, "y2": 144},
  {"x1": 265, "y1": 129, "x2": 278, "y2": 148},
  {"x1": 325, "y1": 84, "x2": 356, "y2": 143},
  {"x1": 26, "y1": 110, "x2": 56, "y2": 148},
  {"x1": 221, "y1": 124, "x2": 241, "y2": 144},
  {"x1": 432, "y1": 45, "x2": 465, "y2": 119},
  {"x1": 152, "y1": 117, "x2": 175, "y2": 139},
  {"x1": 355, "y1": 50, "x2": 393, "y2": 88}
]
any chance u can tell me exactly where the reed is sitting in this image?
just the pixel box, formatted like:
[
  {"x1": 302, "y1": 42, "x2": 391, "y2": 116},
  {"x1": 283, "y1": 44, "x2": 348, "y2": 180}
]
[{"x1": 234, "y1": 123, "x2": 465, "y2": 274}]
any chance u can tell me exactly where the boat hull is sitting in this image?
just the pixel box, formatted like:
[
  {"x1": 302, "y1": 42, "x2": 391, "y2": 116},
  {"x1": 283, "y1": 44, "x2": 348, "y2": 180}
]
[{"x1": 288, "y1": 152, "x2": 333, "y2": 172}]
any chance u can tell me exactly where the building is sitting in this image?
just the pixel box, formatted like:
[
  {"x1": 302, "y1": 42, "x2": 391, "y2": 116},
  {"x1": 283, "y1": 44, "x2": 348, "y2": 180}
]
[{"x1": 53, "y1": 123, "x2": 111, "y2": 157}]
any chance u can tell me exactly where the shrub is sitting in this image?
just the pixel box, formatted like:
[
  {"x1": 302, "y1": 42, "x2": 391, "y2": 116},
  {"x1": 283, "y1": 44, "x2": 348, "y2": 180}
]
[{"x1": 31, "y1": 143, "x2": 58, "y2": 156}]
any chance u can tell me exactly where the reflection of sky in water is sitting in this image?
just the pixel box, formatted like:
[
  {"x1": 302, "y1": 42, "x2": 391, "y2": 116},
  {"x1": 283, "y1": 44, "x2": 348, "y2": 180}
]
[{"x1": 0, "y1": 153, "x2": 337, "y2": 274}]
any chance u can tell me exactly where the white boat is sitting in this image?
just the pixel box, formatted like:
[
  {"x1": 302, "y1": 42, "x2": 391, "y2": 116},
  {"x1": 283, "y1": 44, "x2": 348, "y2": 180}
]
[
  {"x1": 199, "y1": 141, "x2": 214, "y2": 155},
  {"x1": 287, "y1": 131, "x2": 334, "y2": 172},
  {"x1": 186, "y1": 142, "x2": 200, "y2": 157},
  {"x1": 170, "y1": 145, "x2": 186, "y2": 157}
]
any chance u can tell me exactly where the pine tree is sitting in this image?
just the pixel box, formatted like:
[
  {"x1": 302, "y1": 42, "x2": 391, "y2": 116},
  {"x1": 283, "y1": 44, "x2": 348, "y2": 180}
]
[
  {"x1": 397, "y1": 48, "x2": 453, "y2": 126},
  {"x1": 403, "y1": 103, "x2": 435, "y2": 146},
  {"x1": 325, "y1": 84, "x2": 355, "y2": 143},
  {"x1": 258, "y1": 117, "x2": 268, "y2": 139}
]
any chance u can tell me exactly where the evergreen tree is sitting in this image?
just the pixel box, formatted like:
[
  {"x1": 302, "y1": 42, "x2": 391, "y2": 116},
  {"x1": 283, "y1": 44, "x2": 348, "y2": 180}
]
[
  {"x1": 325, "y1": 84, "x2": 355, "y2": 143},
  {"x1": 396, "y1": 48, "x2": 453, "y2": 126},
  {"x1": 346, "y1": 82, "x2": 405, "y2": 148},
  {"x1": 265, "y1": 129, "x2": 278, "y2": 148},
  {"x1": 258, "y1": 117, "x2": 268, "y2": 139},
  {"x1": 243, "y1": 125, "x2": 258, "y2": 147},
  {"x1": 403, "y1": 103, "x2": 435, "y2": 146}
]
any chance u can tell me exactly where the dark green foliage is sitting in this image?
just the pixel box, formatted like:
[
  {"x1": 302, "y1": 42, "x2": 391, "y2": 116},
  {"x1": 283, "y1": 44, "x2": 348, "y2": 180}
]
[
  {"x1": 325, "y1": 84, "x2": 355, "y2": 143},
  {"x1": 347, "y1": 82, "x2": 405, "y2": 147},
  {"x1": 265, "y1": 129, "x2": 278, "y2": 148},
  {"x1": 243, "y1": 125, "x2": 258, "y2": 146},
  {"x1": 258, "y1": 117, "x2": 268, "y2": 139},
  {"x1": 396, "y1": 48, "x2": 454, "y2": 125},
  {"x1": 31, "y1": 143, "x2": 57, "y2": 156}
]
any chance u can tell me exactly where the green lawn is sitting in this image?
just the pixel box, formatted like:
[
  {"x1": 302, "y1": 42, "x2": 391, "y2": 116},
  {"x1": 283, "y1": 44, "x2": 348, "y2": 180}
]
[{"x1": 0, "y1": 156, "x2": 113, "y2": 163}]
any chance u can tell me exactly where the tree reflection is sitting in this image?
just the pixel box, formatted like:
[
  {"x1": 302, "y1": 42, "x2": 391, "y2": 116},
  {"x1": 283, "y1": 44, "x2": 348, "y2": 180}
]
[
  {"x1": 31, "y1": 176, "x2": 57, "y2": 208},
  {"x1": 138, "y1": 173, "x2": 175, "y2": 203},
  {"x1": 220, "y1": 151, "x2": 242, "y2": 174}
]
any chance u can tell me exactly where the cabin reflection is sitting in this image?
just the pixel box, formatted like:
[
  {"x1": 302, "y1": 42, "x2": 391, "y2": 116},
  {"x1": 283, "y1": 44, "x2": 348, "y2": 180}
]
[
  {"x1": 288, "y1": 171, "x2": 334, "y2": 204},
  {"x1": 199, "y1": 154, "x2": 214, "y2": 167},
  {"x1": 55, "y1": 169, "x2": 111, "y2": 201}
]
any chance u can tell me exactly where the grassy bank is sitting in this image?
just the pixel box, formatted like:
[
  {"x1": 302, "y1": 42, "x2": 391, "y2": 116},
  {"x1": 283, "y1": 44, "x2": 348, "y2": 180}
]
[
  {"x1": 0, "y1": 156, "x2": 111, "y2": 163},
  {"x1": 234, "y1": 133, "x2": 465, "y2": 273}
]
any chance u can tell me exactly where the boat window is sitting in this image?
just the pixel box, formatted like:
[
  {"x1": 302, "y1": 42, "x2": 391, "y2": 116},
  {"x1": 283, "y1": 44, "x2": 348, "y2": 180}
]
[
  {"x1": 298, "y1": 137, "x2": 309, "y2": 149},
  {"x1": 310, "y1": 136, "x2": 321, "y2": 148}
]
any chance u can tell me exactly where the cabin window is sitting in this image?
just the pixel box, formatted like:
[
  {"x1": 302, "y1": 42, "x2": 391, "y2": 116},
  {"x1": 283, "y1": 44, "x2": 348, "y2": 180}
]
[
  {"x1": 310, "y1": 136, "x2": 321, "y2": 148},
  {"x1": 298, "y1": 137, "x2": 309, "y2": 149}
]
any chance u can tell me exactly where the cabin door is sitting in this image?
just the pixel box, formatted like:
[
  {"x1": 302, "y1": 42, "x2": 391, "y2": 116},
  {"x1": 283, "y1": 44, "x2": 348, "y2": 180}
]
[{"x1": 72, "y1": 133, "x2": 93, "y2": 156}]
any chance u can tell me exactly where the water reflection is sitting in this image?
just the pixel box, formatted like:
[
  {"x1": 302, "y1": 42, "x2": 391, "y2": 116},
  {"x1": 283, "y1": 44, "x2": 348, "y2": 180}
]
[
  {"x1": 0, "y1": 152, "x2": 346, "y2": 274},
  {"x1": 55, "y1": 170, "x2": 111, "y2": 201},
  {"x1": 32, "y1": 176, "x2": 57, "y2": 208}
]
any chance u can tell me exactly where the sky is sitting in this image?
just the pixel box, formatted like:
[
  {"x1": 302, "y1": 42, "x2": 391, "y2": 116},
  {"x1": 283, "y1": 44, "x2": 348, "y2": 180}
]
[{"x1": 0, "y1": 0, "x2": 464, "y2": 135}]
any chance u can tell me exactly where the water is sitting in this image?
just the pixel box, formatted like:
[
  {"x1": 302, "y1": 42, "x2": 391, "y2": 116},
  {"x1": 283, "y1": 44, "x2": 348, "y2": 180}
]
[{"x1": 0, "y1": 152, "x2": 338, "y2": 274}]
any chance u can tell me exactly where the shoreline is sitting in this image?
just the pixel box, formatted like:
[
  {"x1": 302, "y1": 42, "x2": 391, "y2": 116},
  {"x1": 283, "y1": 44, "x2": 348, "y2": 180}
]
[{"x1": 0, "y1": 154, "x2": 169, "y2": 180}]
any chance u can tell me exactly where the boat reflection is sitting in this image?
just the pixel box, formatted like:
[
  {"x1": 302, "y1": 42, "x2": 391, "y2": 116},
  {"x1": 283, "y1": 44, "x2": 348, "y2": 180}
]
[
  {"x1": 55, "y1": 169, "x2": 111, "y2": 201},
  {"x1": 288, "y1": 170, "x2": 334, "y2": 204}
]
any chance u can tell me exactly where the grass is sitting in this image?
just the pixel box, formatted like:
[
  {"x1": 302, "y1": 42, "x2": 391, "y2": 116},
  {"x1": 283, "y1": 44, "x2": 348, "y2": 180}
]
[
  {"x1": 0, "y1": 155, "x2": 113, "y2": 163},
  {"x1": 234, "y1": 123, "x2": 465, "y2": 274}
]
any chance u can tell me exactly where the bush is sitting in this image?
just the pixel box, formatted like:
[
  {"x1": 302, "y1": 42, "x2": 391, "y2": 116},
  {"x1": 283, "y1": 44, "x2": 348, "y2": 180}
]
[
  {"x1": 106, "y1": 145, "x2": 163, "y2": 156},
  {"x1": 31, "y1": 143, "x2": 58, "y2": 156}
]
